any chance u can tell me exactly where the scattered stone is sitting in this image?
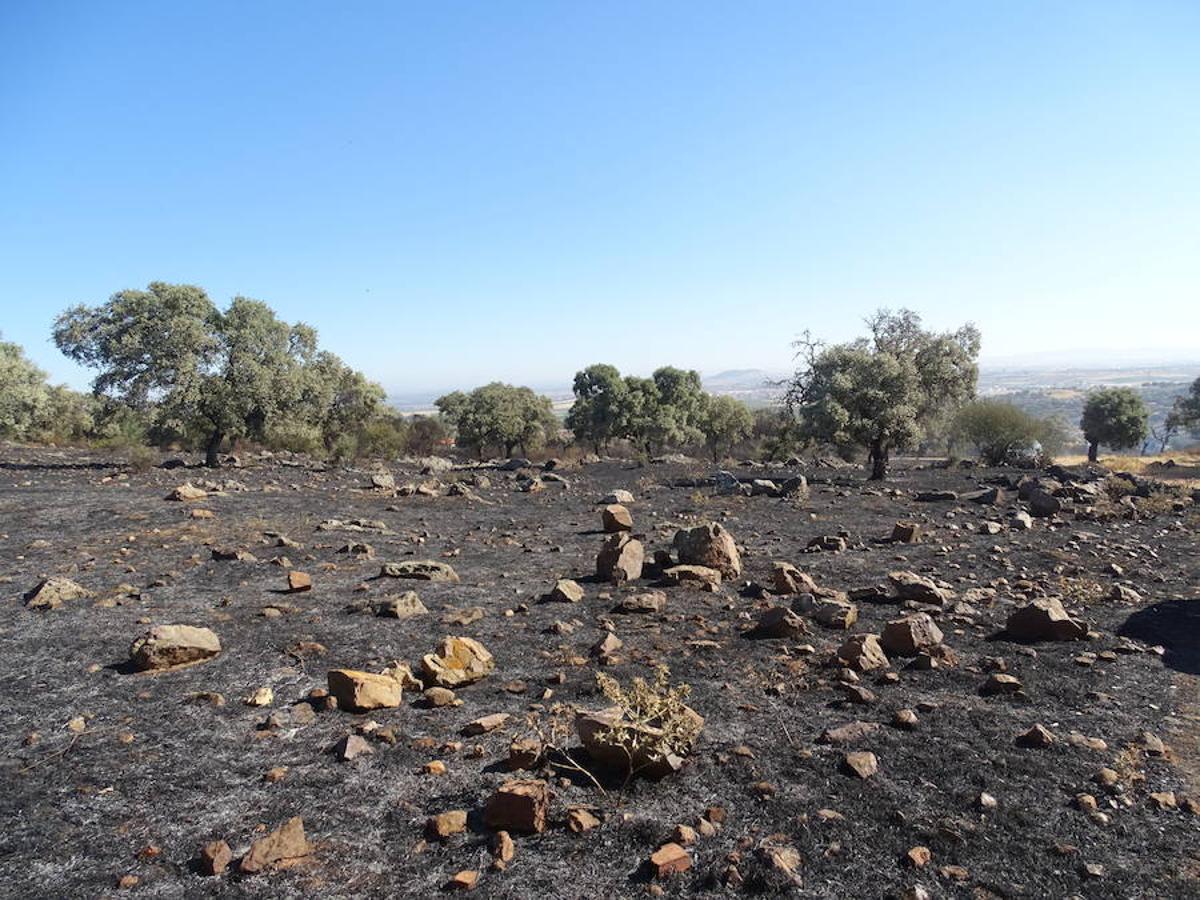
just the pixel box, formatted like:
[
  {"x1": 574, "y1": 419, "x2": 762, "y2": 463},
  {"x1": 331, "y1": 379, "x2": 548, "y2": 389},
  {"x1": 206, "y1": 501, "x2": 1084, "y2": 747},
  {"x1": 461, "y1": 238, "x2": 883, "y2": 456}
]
[
  {"x1": 379, "y1": 560, "x2": 459, "y2": 582},
  {"x1": 842, "y1": 751, "x2": 878, "y2": 778},
  {"x1": 888, "y1": 571, "x2": 951, "y2": 605},
  {"x1": 463, "y1": 713, "x2": 510, "y2": 736},
  {"x1": 772, "y1": 561, "x2": 819, "y2": 594},
  {"x1": 427, "y1": 810, "x2": 468, "y2": 840},
  {"x1": 649, "y1": 842, "x2": 692, "y2": 878},
  {"x1": 199, "y1": 839, "x2": 232, "y2": 876},
  {"x1": 239, "y1": 816, "x2": 309, "y2": 874},
  {"x1": 168, "y1": 483, "x2": 207, "y2": 501},
  {"x1": 376, "y1": 591, "x2": 428, "y2": 619},
  {"x1": 334, "y1": 733, "x2": 374, "y2": 760},
  {"x1": 603, "y1": 489, "x2": 635, "y2": 504},
  {"x1": 891, "y1": 522, "x2": 922, "y2": 543},
  {"x1": 327, "y1": 669, "x2": 403, "y2": 711},
  {"x1": 755, "y1": 606, "x2": 810, "y2": 638},
  {"x1": 793, "y1": 593, "x2": 858, "y2": 629},
  {"x1": 566, "y1": 806, "x2": 601, "y2": 833},
  {"x1": 1016, "y1": 723, "x2": 1055, "y2": 748},
  {"x1": 596, "y1": 534, "x2": 644, "y2": 584},
  {"x1": 838, "y1": 634, "x2": 890, "y2": 672},
  {"x1": 981, "y1": 673, "x2": 1023, "y2": 696},
  {"x1": 661, "y1": 564, "x2": 722, "y2": 590},
  {"x1": 879, "y1": 613, "x2": 944, "y2": 656},
  {"x1": 672, "y1": 522, "x2": 741, "y2": 578},
  {"x1": 615, "y1": 590, "x2": 667, "y2": 614},
  {"x1": 601, "y1": 504, "x2": 633, "y2": 532},
  {"x1": 129, "y1": 625, "x2": 221, "y2": 671},
  {"x1": 547, "y1": 579, "x2": 585, "y2": 603},
  {"x1": 286, "y1": 571, "x2": 312, "y2": 592},
  {"x1": 445, "y1": 870, "x2": 478, "y2": 891},
  {"x1": 819, "y1": 721, "x2": 880, "y2": 745},
  {"x1": 484, "y1": 779, "x2": 549, "y2": 833},
  {"x1": 508, "y1": 737, "x2": 543, "y2": 770},
  {"x1": 422, "y1": 636, "x2": 495, "y2": 688},
  {"x1": 1006, "y1": 598, "x2": 1087, "y2": 642},
  {"x1": 24, "y1": 577, "x2": 93, "y2": 610}
]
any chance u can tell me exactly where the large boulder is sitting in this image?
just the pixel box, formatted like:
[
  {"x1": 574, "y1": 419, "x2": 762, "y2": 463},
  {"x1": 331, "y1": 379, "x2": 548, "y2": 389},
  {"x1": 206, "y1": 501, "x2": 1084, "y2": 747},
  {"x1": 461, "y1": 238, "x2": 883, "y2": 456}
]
[
  {"x1": 1005, "y1": 598, "x2": 1087, "y2": 641},
  {"x1": 379, "y1": 560, "x2": 460, "y2": 582},
  {"x1": 129, "y1": 625, "x2": 221, "y2": 671},
  {"x1": 421, "y1": 636, "x2": 495, "y2": 687},
  {"x1": 879, "y1": 613, "x2": 944, "y2": 656},
  {"x1": 771, "y1": 561, "x2": 818, "y2": 595},
  {"x1": 596, "y1": 534, "x2": 644, "y2": 584},
  {"x1": 672, "y1": 523, "x2": 741, "y2": 578},
  {"x1": 1028, "y1": 489, "x2": 1062, "y2": 518}
]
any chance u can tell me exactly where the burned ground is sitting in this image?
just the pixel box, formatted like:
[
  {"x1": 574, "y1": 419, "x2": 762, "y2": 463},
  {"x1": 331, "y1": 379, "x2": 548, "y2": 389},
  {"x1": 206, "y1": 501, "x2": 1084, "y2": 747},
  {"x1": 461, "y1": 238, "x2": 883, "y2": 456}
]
[{"x1": 1, "y1": 447, "x2": 1198, "y2": 899}]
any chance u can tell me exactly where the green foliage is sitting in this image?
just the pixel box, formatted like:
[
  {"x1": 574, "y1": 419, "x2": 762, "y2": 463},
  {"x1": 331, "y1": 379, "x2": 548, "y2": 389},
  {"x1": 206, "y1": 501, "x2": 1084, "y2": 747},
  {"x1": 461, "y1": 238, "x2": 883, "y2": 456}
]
[
  {"x1": 1080, "y1": 387, "x2": 1149, "y2": 460},
  {"x1": 954, "y1": 399, "x2": 1068, "y2": 465},
  {"x1": 404, "y1": 415, "x2": 450, "y2": 456},
  {"x1": 1168, "y1": 377, "x2": 1200, "y2": 439},
  {"x1": 436, "y1": 382, "x2": 557, "y2": 457},
  {"x1": 565, "y1": 363, "x2": 628, "y2": 452},
  {"x1": 0, "y1": 336, "x2": 52, "y2": 439},
  {"x1": 54, "y1": 282, "x2": 383, "y2": 466},
  {"x1": 785, "y1": 308, "x2": 980, "y2": 479},
  {"x1": 700, "y1": 394, "x2": 754, "y2": 461}
]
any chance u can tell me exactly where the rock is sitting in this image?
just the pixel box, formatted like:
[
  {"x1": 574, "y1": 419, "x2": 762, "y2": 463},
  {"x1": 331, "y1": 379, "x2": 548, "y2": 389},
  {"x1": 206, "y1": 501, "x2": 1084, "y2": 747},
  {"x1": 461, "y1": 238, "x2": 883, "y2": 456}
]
[
  {"x1": 1005, "y1": 598, "x2": 1087, "y2": 641},
  {"x1": 1010, "y1": 510, "x2": 1034, "y2": 530},
  {"x1": 590, "y1": 632, "x2": 623, "y2": 658},
  {"x1": 168, "y1": 483, "x2": 207, "y2": 501},
  {"x1": 778, "y1": 475, "x2": 809, "y2": 498},
  {"x1": 964, "y1": 486, "x2": 1004, "y2": 505},
  {"x1": 672, "y1": 522, "x2": 741, "y2": 578},
  {"x1": 808, "y1": 534, "x2": 848, "y2": 552},
  {"x1": 421, "y1": 636, "x2": 495, "y2": 688},
  {"x1": 546, "y1": 579, "x2": 584, "y2": 603},
  {"x1": 712, "y1": 470, "x2": 749, "y2": 496},
  {"x1": 842, "y1": 751, "x2": 878, "y2": 778},
  {"x1": 369, "y1": 472, "x2": 396, "y2": 491},
  {"x1": 888, "y1": 571, "x2": 951, "y2": 605},
  {"x1": 1139, "y1": 731, "x2": 1166, "y2": 756},
  {"x1": 838, "y1": 634, "x2": 890, "y2": 672},
  {"x1": 286, "y1": 571, "x2": 312, "y2": 592},
  {"x1": 566, "y1": 806, "x2": 602, "y2": 832},
  {"x1": 327, "y1": 669, "x2": 403, "y2": 711},
  {"x1": 211, "y1": 547, "x2": 257, "y2": 562},
  {"x1": 601, "y1": 504, "x2": 633, "y2": 533},
  {"x1": 238, "y1": 816, "x2": 309, "y2": 874},
  {"x1": 649, "y1": 842, "x2": 692, "y2": 878},
  {"x1": 615, "y1": 591, "x2": 667, "y2": 614},
  {"x1": 24, "y1": 577, "x2": 92, "y2": 610},
  {"x1": 596, "y1": 534, "x2": 644, "y2": 584},
  {"x1": 905, "y1": 846, "x2": 932, "y2": 868},
  {"x1": 772, "y1": 561, "x2": 818, "y2": 594},
  {"x1": 334, "y1": 733, "x2": 374, "y2": 760},
  {"x1": 427, "y1": 810, "x2": 468, "y2": 839},
  {"x1": 818, "y1": 721, "x2": 880, "y2": 745},
  {"x1": 750, "y1": 479, "x2": 779, "y2": 497},
  {"x1": 891, "y1": 521, "x2": 922, "y2": 543},
  {"x1": 491, "y1": 830, "x2": 516, "y2": 868},
  {"x1": 376, "y1": 592, "x2": 428, "y2": 619},
  {"x1": 1108, "y1": 584, "x2": 1142, "y2": 603},
  {"x1": 1028, "y1": 488, "x2": 1062, "y2": 518},
  {"x1": 423, "y1": 687, "x2": 459, "y2": 708},
  {"x1": 484, "y1": 779, "x2": 549, "y2": 833},
  {"x1": 1016, "y1": 723, "x2": 1055, "y2": 748},
  {"x1": 893, "y1": 708, "x2": 919, "y2": 730},
  {"x1": 445, "y1": 870, "x2": 478, "y2": 891},
  {"x1": 754, "y1": 606, "x2": 810, "y2": 638},
  {"x1": 129, "y1": 625, "x2": 221, "y2": 671},
  {"x1": 508, "y1": 737, "x2": 544, "y2": 770},
  {"x1": 793, "y1": 592, "x2": 858, "y2": 629},
  {"x1": 603, "y1": 489, "x2": 635, "y2": 504},
  {"x1": 381, "y1": 661, "x2": 422, "y2": 690},
  {"x1": 462, "y1": 713, "x2": 510, "y2": 736},
  {"x1": 981, "y1": 673, "x2": 1023, "y2": 696},
  {"x1": 661, "y1": 564, "x2": 722, "y2": 590},
  {"x1": 879, "y1": 613, "x2": 944, "y2": 656},
  {"x1": 575, "y1": 704, "x2": 703, "y2": 778},
  {"x1": 916, "y1": 490, "x2": 958, "y2": 502},
  {"x1": 199, "y1": 839, "x2": 232, "y2": 876},
  {"x1": 378, "y1": 560, "x2": 460, "y2": 582}
]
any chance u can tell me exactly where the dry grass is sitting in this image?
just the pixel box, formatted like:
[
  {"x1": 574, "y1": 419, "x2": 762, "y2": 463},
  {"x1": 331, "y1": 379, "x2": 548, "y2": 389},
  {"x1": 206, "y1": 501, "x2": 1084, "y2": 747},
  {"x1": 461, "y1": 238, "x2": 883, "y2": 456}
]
[{"x1": 1056, "y1": 451, "x2": 1200, "y2": 489}]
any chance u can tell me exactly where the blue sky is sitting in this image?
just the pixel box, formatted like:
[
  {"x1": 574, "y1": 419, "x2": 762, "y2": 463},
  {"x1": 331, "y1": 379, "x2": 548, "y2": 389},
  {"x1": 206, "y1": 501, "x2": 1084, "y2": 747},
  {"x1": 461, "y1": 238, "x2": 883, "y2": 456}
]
[{"x1": 2, "y1": 1, "x2": 1198, "y2": 394}]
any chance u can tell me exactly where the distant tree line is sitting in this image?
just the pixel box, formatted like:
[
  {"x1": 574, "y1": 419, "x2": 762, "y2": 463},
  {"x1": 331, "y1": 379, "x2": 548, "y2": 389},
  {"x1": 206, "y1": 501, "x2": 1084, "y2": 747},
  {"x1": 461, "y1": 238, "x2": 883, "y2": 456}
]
[{"x1": 3, "y1": 286, "x2": 1199, "y2": 477}]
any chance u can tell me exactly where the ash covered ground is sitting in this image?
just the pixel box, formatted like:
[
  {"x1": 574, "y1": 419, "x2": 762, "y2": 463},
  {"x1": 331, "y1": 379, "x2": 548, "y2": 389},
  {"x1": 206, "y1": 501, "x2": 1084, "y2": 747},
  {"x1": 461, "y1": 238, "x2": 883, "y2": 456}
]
[{"x1": 1, "y1": 446, "x2": 1198, "y2": 899}]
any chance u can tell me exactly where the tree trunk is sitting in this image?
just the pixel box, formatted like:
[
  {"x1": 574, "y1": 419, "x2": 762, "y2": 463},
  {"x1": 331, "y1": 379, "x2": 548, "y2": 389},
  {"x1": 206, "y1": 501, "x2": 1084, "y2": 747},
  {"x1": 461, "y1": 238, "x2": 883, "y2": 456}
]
[
  {"x1": 205, "y1": 430, "x2": 225, "y2": 468},
  {"x1": 869, "y1": 438, "x2": 888, "y2": 481},
  {"x1": 1087, "y1": 441, "x2": 1098, "y2": 462}
]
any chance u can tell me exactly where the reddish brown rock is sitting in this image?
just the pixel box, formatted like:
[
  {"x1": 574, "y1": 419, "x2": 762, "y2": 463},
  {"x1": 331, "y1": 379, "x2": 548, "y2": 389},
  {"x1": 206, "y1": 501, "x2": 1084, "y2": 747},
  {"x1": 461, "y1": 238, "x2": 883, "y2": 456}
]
[
  {"x1": 238, "y1": 816, "x2": 309, "y2": 874},
  {"x1": 483, "y1": 779, "x2": 550, "y2": 833}
]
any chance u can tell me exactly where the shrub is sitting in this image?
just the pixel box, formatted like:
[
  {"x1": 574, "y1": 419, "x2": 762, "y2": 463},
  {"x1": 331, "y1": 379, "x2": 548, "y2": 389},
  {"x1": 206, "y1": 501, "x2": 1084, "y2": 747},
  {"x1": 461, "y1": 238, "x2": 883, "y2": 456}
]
[
  {"x1": 953, "y1": 399, "x2": 1067, "y2": 466},
  {"x1": 592, "y1": 666, "x2": 702, "y2": 777}
]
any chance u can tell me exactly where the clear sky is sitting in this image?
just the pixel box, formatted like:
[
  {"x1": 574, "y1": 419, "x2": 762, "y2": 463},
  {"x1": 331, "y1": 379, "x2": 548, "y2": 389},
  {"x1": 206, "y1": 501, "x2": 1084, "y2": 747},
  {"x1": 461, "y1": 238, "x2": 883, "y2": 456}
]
[{"x1": 2, "y1": 1, "x2": 1198, "y2": 394}]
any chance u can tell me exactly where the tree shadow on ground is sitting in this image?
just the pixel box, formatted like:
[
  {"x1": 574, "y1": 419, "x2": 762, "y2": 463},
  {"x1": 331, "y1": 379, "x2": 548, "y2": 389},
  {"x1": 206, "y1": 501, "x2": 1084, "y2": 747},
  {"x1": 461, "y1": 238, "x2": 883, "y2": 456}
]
[{"x1": 1119, "y1": 599, "x2": 1200, "y2": 675}]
